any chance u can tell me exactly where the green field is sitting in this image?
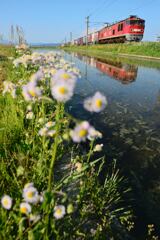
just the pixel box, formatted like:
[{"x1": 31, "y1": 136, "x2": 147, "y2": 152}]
[{"x1": 62, "y1": 42, "x2": 160, "y2": 59}]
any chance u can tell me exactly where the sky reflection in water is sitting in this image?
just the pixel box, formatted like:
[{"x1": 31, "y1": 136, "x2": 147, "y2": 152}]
[{"x1": 63, "y1": 51, "x2": 160, "y2": 232}]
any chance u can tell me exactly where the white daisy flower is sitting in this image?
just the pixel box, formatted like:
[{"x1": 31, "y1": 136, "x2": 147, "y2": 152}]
[
  {"x1": 20, "y1": 202, "x2": 31, "y2": 214},
  {"x1": 29, "y1": 214, "x2": 41, "y2": 223},
  {"x1": 88, "y1": 127, "x2": 102, "y2": 140},
  {"x1": 2, "y1": 81, "x2": 17, "y2": 98},
  {"x1": 24, "y1": 182, "x2": 34, "y2": 189},
  {"x1": 75, "y1": 162, "x2": 82, "y2": 172},
  {"x1": 38, "y1": 127, "x2": 48, "y2": 136},
  {"x1": 30, "y1": 70, "x2": 44, "y2": 83},
  {"x1": 39, "y1": 195, "x2": 44, "y2": 203},
  {"x1": 26, "y1": 111, "x2": 34, "y2": 119},
  {"x1": 51, "y1": 69, "x2": 77, "y2": 88},
  {"x1": 84, "y1": 92, "x2": 107, "y2": 112},
  {"x1": 45, "y1": 121, "x2": 55, "y2": 128},
  {"x1": 47, "y1": 130, "x2": 56, "y2": 137},
  {"x1": 38, "y1": 126, "x2": 56, "y2": 137},
  {"x1": 23, "y1": 186, "x2": 39, "y2": 204},
  {"x1": 70, "y1": 121, "x2": 91, "y2": 143},
  {"x1": 54, "y1": 205, "x2": 65, "y2": 219},
  {"x1": 1, "y1": 195, "x2": 12, "y2": 210},
  {"x1": 51, "y1": 81, "x2": 74, "y2": 102},
  {"x1": 93, "y1": 144, "x2": 103, "y2": 152},
  {"x1": 22, "y1": 82, "x2": 42, "y2": 101}
]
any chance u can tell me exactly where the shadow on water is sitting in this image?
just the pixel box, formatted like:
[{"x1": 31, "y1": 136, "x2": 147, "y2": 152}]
[{"x1": 63, "y1": 52, "x2": 160, "y2": 239}]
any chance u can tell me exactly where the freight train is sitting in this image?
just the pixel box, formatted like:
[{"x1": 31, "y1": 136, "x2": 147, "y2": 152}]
[{"x1": 74, "y1": 15, "x2": 145, "y2": 45}]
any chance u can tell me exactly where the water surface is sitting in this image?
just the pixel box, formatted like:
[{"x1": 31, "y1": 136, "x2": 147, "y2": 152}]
[
  {"x1": 62, "y1": 51, "x2": 160, "y2": 237},
  {"x1": 37, "y1": 49, "x2": 160, "y2": 237}
]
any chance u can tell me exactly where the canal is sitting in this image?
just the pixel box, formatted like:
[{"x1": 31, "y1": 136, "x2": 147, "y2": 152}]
[{"x1": 37, "y1": 49, "x2": 160, "y2": 238}]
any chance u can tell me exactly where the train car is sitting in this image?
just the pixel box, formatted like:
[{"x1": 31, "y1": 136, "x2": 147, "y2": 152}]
[
  {"x1": 93, "y1": 31, "x2": 99, "y2": 44},
  {"x1": 77, "y1": 37, "x2": 83, "y2": 45},
  {"x1": 87, "y1": 33, "x2": 92, "y2": 44},
  {"x1": 87, "y1": 32, "x2": 99, "y2": 44},
  {"x1": 74, "y1": 39, "x2": 78, "y2": 45},
  {"x1": 76, "y1": 36, "x2": 86, "y2": 45},
  {"x1": 98, "y1": 15, "x2": 145, "y2": 43},
  {"x1": 83, "y1": 36, "x2": 86, "y2": 45}
]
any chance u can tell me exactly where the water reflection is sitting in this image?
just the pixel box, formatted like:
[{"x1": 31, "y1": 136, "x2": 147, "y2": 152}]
[
  {"x1": 36, "y1": 48, "x2": 160, "y2": 237},
  {"x1": 71, "y1": 52, "x2": 138, "y2": 84},
  {"x1": 63, "y1": 51, "x2": 160, "y2": 238}
]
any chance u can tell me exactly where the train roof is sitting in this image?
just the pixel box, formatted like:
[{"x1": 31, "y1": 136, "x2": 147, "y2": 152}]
[{"x1": 101, "y1": 15, "x2": 145, "y2": 30}]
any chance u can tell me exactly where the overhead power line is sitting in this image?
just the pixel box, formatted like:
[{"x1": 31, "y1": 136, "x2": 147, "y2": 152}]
[
  {"x1": 88, "y1": 0, "x2": 111, "y2": 17},
  {"x1": 129, "y1": 0, "x2": 159, "y2": 14}
]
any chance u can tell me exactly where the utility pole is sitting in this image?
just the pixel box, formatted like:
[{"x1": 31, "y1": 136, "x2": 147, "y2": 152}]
[
  {"x1": 86, "y1": 16, "x2": 89, "y2": 46},
  {"x1": 70, "y1": 32, "x2": 72, "y2": 45},
  {"x1": 10, "y1": 25, "x2": 14, "y2": 45}
]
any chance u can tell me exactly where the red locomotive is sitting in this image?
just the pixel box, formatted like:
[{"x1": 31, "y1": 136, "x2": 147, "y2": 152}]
[{"x1": 74, "y1": 15, "x2": 145, "y2": 45}]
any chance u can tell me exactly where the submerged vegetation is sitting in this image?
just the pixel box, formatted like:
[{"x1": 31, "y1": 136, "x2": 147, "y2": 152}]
[{"x1": 0, "y1": 45, "x2": 159, "y2": 239}]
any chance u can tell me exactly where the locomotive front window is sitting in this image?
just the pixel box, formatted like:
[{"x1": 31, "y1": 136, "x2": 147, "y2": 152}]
[{"x1": 126, "y1": 20, "x2": 145, "y2": 26}]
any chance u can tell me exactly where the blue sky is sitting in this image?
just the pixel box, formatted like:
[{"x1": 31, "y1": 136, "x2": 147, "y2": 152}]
[{"x1": 0, "y1": 0, "x2": 159, "y2": 43}]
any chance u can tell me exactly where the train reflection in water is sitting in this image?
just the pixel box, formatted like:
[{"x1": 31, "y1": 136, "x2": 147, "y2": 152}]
[{"x1": 72, "y1": 53, "x2": 138, "y2": 84}]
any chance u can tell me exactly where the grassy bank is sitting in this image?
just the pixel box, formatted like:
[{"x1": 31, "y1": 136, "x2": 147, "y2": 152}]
[
  {"x1": 0, "y1": 46, "x2": 135, "y2": 239},
  {"x1": 0, "y1": 45, "x2": 15, "y2": 89},
  {"x1": 62, "y1": 42, "x2": 160, "y2": 59},
  {"x1": 64, "y1": 48, "x2": 160, "y2": 70}
]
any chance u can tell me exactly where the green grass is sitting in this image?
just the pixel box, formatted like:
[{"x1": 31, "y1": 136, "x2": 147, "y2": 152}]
[
  {"x1": 62, "y1": 42, "x2": 160, "y2": 58},
  {"x1": 0, "y1": 45, "x2": 15, "y2": 89}
]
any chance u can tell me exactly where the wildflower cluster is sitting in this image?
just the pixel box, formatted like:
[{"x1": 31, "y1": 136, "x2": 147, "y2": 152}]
[
  {"x1": 39, "y1": 121, "x2": 56, "y2": 137},
  {"x1": 2, "y1": 81, "x2": 17, "y2": 98},
  {"x1": 0, "y1": 47, "x2": 133, "y2": 239}
]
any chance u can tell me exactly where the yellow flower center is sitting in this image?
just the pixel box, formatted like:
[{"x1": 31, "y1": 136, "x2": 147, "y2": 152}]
[
  {"x1": 95, "y1": 99, "x2": 102, "y2": 108},
  {"x1": 61, "y1": 73, "x2": 70, "y2": 80},
  {"x1": 47, "y1": 122, "x2": 53, "y2": 127},
  {"x1": 56, "y1": 208, "x2": 62, "y2": 216},
  {"x1": 3, "y1": 199, "x2": 9, "y2": 207},
  {"x1": 58, "y1": 86, "x2": 67, "y2": 95},
  {"x1": 21, "y1": 207, "x2": 27, "y2": 214},
  {"x1": 27, "y1": 191, "x2": 34, "y2": 198},
  {"x1": 79, "y1": 129, "x2": 87, "y2": 137},
  {"x1": 28, "y1": 89, "x2": 36, "y2": 97}
]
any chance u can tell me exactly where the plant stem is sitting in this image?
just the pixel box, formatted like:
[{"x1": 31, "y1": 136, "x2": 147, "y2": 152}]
[
  {"x1": 87, "y1": 140, "x2": 94, "y2": 163},
  {"x1": 48, "y1": 103, "x2": 61, "y2": 192},
  {"x1": 45, "y1": 103, "x2": 62, "y2": 238}
]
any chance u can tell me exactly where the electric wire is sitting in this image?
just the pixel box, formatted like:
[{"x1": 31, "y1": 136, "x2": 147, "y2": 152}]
[
  {"x1": 91, "y1": 0, "x2": 120, "y2": 19},
  {"x1": 88, "y1": 0, "x2": 112, "y2": 17},
  {"x1": 129, "y1": 0, "x2": 159, "y2": 14}
]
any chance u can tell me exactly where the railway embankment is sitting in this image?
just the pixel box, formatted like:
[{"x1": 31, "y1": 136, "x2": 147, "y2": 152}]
[{"x1": 62, "y1": 42, "x2": 160, "y2": 60}]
